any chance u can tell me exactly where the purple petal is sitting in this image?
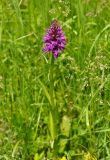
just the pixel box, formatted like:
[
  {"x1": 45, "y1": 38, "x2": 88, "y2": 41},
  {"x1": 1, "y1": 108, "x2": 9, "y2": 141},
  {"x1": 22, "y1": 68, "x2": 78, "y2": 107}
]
[{"x1": 54, "y1": 52, "x2": 59, "y2": 58}]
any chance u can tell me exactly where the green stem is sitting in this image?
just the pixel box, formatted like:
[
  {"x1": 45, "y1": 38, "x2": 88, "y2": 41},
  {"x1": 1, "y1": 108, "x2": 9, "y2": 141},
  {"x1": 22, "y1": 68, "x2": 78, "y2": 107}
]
[
  {"x1": 49, "y1": 54, "x2": 57, "y2": 148},
  {"x1": 50, "y1": 54, "x2": 54, "y2": 106}
]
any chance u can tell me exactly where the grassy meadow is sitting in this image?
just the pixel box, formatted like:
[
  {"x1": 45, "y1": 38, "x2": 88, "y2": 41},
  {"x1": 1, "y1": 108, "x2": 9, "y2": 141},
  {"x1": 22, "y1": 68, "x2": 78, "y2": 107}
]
[{"x1": 0, "y1": 0, "x2": 110, "y2": 159}]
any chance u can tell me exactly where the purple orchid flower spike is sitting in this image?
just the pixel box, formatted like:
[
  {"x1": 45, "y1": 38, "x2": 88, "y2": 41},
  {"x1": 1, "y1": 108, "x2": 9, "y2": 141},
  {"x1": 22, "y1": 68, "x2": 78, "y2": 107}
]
[{"x1": 43, "y1": 20, "x2": 66, "y2": 58}]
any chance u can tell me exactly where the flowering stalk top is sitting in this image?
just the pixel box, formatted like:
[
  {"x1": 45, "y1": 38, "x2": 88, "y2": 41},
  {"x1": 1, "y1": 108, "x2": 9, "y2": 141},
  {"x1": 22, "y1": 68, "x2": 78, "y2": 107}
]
[{"x1": 43, "y1": 20, "x2": 66, "y2": 58}]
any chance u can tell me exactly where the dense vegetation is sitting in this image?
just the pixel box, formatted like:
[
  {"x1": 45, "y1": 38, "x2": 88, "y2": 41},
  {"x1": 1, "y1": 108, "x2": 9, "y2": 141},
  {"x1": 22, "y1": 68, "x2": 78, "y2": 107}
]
[{"x1": 0, "y1": 0, "x2": 110, "y2": 159}]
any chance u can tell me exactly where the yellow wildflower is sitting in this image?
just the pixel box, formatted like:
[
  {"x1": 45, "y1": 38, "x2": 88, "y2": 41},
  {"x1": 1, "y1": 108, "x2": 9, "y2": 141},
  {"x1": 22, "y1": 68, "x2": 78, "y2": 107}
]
[
  {"x1": 84, "y1": 152, "x2": 97, "y2": 160},
  {"x1": 59, "y1": 156, "x2": 67, "y2": 160}
]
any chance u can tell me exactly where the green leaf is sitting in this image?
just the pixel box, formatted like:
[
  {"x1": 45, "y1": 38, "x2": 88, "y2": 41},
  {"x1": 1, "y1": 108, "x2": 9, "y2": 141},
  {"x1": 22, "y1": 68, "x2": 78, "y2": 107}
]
[
  {"x1": 49, "y1": 111, "x2": 56, "y2": 141},
  {"x1": 37, "y1": 78, "x2": 52, "y2": 106},
  {"x1": 12, "y1": 140, "x2": 21, "y2": 158}
]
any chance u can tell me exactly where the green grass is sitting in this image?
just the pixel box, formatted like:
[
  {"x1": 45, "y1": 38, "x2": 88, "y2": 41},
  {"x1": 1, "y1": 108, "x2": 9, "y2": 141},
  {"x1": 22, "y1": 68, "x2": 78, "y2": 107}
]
[{"x1": 0, "y1": 0, "x2": 110, "y2": 159}]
